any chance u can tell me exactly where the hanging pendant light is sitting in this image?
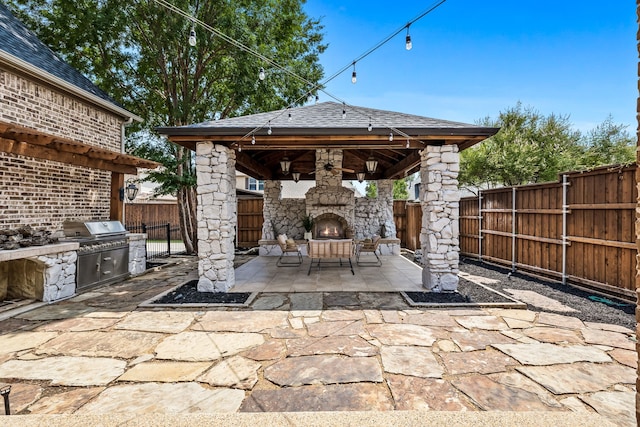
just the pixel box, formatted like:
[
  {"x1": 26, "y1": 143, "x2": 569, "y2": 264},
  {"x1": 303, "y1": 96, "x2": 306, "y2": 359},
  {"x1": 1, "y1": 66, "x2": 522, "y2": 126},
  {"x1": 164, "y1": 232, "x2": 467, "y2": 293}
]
[
  {"x1": 280, "y1": 157, "x2": 291, "y2": 175},
  {"x1": 292, "y1": 172, "x2": 300, "y2": 183},
  {"x1": 366, "y1": 157, "x2": 378, "y2": 174},
  {"x1": 356, "y1": 172, "x2": 366, "y2": 183}
]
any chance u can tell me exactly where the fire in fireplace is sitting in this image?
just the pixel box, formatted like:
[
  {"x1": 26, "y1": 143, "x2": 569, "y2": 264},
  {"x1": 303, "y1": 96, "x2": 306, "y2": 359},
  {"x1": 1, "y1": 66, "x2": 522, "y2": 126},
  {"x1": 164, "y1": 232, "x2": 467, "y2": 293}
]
[{"x1": 314, "y1": 214, "x2": 348, "y2": 239}]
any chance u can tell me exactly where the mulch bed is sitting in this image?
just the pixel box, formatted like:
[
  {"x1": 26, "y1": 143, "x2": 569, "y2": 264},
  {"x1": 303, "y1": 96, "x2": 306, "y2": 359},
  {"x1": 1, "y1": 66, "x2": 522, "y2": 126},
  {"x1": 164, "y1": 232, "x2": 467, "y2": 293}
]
[
  {"x1": 153, "y1": 280, "x2": 253, "y2": 305},
  {"x1": 404, "y1": 278, "x2": 515, "y2": 305}
]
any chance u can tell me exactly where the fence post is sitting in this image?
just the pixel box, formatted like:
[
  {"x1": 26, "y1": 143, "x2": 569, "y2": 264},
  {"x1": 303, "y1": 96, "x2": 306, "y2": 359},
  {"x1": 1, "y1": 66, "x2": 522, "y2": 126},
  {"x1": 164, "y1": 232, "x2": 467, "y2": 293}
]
[
  {"x1": 561, "y1": 174, "x2": 569, "y2": 285},
  {"x1": 512, "y1": 187, "x2": 517, "y2": 273},
  {"x1": 166, "y1": 223, "x2": 171, "y2": 256},
  {"x1": 478, "y1": 191, "x2": 483, "y2": 261}
]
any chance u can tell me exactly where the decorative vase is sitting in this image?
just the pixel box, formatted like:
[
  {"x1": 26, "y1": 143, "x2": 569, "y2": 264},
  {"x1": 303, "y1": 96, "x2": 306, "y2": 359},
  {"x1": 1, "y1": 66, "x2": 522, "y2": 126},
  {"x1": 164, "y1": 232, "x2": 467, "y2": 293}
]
[{"x1": 304, "y1": 231, "x2": 312, "y2": 240}]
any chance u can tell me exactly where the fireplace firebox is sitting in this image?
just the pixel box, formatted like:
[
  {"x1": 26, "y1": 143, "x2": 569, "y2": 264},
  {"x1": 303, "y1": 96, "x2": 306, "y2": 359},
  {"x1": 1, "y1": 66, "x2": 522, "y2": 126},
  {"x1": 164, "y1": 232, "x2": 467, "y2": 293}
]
[{"x1": 313, "y1": 214, "x2": 349, "y2": 239}]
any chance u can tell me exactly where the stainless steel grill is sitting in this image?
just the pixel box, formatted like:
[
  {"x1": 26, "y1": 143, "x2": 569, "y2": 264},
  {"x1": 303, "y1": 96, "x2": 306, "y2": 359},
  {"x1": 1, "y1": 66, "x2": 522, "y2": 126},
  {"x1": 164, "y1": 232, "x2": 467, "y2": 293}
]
[{"x1": 63, "y1": 221, "x2": 129, "y2": 289}]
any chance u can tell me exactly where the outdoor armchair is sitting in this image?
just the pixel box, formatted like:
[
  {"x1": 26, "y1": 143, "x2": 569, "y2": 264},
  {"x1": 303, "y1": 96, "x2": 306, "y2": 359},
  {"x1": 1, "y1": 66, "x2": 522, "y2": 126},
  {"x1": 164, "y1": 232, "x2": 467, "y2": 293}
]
[
  {"x1": 276, "y1": 234, "x2": 303, "y2": 267},
  {"x1": 356, "y1": 235, "x2": 382, "y2": 266}
]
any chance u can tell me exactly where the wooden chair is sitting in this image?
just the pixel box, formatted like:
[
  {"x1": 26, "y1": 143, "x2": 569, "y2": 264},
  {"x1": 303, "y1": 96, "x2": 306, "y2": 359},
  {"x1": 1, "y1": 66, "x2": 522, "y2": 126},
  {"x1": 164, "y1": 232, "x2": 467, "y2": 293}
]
[
  {"x1": 356, "y1": 235, "x2": 382, "y2": 266},
  {"x1": 276, "y1": 234, "x2": 303, "y2": 267}
]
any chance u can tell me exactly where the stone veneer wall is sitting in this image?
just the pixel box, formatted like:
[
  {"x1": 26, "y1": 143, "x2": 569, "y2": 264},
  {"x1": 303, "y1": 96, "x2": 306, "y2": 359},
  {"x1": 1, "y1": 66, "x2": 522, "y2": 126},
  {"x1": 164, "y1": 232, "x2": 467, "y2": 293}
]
[
  {"x1": 261, "y1": 180, "x2": 306, "y2": 240},
  {"x1": 195, "y1": 143, "x2": 237, "y2": 292},
  {"x1": 0, "y1": 251, "x2": 76, "y2": 302},
  {"x1": 354, "y1": 180, "x2": 396, "y2": 239},
  {"x1": 128, "y1": 233, "x2": 147, "y2": 276},
  {"x1": 419, "y1": 145, "x2": 460, "y2": 292},
  {"x1": 0, "y1": 69, "x2": 124, "y2": 229}
]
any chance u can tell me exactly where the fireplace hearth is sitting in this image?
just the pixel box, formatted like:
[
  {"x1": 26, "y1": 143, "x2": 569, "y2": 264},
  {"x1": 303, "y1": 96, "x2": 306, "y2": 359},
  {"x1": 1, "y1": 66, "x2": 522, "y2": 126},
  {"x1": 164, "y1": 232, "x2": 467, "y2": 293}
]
[{"x1": 313, "y1": 213, "x2": 349, "y2": 239}]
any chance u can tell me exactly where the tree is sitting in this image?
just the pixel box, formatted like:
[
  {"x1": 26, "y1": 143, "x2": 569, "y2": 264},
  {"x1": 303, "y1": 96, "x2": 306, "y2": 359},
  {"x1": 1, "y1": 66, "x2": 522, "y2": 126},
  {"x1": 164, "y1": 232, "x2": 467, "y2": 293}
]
[
  {"x1": 460, "y1": 103, "x2": 581, "y2": 187},
  {"x1": 365, "y1": 182, "x2": 377, "y2": 198},
  {"x1": 393, "y1": 177, "x2": 410, "y2": 200},
  {"x1": 578, "y1": 115, "x2": 635, "y2": 169},
  {"x1": 8, "y1": 0, "x2": 325, "y2": 253}
]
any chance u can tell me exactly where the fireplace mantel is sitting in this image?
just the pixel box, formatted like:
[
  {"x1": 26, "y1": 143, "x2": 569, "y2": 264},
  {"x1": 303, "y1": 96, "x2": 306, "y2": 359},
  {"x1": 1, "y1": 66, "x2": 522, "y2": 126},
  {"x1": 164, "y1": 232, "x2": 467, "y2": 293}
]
[{"x1": 312, "y1": 203, "x2": 348, "y2": 207}]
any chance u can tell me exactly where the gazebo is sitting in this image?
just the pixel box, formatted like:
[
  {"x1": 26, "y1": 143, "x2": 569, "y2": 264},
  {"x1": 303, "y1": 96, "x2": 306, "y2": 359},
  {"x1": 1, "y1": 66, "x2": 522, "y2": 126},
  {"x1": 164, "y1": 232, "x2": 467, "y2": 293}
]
[{"x1": 158, "y1": 102, "x2": 498, "y2": 292}]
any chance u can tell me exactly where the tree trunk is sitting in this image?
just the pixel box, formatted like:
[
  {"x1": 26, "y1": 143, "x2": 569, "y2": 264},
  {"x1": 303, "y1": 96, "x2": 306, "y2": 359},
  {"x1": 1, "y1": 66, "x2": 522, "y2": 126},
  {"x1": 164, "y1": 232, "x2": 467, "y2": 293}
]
[{"x1": 176, "y1": 146, "x2": 198, "y2": 254}]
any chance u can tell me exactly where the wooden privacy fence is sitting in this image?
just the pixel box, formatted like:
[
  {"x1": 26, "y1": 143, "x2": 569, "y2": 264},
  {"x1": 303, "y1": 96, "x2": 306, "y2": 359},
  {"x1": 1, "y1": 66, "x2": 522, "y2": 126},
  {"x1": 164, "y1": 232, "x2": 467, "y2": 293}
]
[
  {"x1": 459, "y1": 164, "x2": 637, "y2": 300},
  {"x1": 125, "y1": 203, "x2": 180, "y2": 226},
  {"x1": 237, "y1": 198, "x2": 264, "y2": 248},
  {"x1": 394, "y1": 200, "x2": 422, "y2": 250}
]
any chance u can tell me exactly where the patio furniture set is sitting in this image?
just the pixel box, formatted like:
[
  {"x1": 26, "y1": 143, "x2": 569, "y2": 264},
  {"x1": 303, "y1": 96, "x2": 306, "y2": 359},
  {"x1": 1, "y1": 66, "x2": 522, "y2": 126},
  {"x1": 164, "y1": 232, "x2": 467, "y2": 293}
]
[{"x1": 276, "y1": 234, "x2": 382, "y2": 274}]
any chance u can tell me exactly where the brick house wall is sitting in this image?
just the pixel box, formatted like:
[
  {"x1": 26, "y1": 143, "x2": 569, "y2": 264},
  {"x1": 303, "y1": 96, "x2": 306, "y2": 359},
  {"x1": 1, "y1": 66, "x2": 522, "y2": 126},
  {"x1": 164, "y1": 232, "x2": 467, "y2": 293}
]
[{"x1": 0, "y1": 68, "x2": 125, "y2": 230}]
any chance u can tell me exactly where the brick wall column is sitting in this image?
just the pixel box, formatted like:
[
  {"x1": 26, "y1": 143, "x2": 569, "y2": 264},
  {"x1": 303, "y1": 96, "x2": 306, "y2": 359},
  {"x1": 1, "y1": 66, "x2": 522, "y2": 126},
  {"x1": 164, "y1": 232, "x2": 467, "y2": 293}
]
[
  {"x1": 196, "y1": 142, "x2": 237, "y2": 292},
  {"x1": 419, "y1": 145, "x2": 460, "y2": 292}
]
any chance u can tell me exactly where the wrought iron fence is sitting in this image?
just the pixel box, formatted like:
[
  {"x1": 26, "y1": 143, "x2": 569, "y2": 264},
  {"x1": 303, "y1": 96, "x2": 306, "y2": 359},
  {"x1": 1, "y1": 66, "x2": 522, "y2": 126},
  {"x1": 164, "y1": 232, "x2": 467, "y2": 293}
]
[{"x1": 125, "y1": 222, "x2": 184, "y2": 260}]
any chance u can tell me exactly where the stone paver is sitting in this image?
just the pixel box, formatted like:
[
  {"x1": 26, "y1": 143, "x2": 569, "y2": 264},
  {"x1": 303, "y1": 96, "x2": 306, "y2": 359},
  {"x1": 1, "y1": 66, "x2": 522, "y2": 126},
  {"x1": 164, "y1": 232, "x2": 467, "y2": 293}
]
[
  {"x1": 609, "y1": 348, "x2": 637, "y2": 369},
  {"x1": 580, "y1": 328, "x2": 635, "y2": 351},
  {"x1": 440, "y1": 349, "x2": 517, "y2": 375},
  {"x1": 307, "y1": 320, "x2": 366, "y2": 337},
  {"x1": 402, "y1": 311, "x2": 458, "y2": 328},
  {"x1": 198, "y1": 356, "x2": 261, "y2": 389},
  {"x1": 76, "y1": 382, "x2": 245, "y2": 413},
  {"x1": 155, "y1": 331, "x2": 264, "y2": 361},
  {"x1": 503, "y1": 289, "x2": 577, "y2": 312},
  {"x1": 536, "y1": 312, "x2": 585, "y2": 329},
  {"x1": 522, "y1": 326, "x2": 583, "y2": 344},
  {"x1": 381, "y1": 346, "x2": 443, "y2": 378},
  {"x1": 386, "y1": 374, "x2": 476, "y2": 411},
  {"x1": 517, "y1": 363, "x2": 635, "y2": 394},
  {"x1": 15, "y1": 305, "x2": 96, "y2": 321},
  {"x1": 450, "y1": 329, "x2": 515, "y2": 351},
  {"x1": 35, "y1": 330, "x2": 164, "y2": 359},
  {"x1": 27, "y1": 387, "x2": 104, "y2": 414},
  {"x1": 239, "y1": 383, "x2": 393, "y2": 412},
  {"x1": 242, "y1": 340, "x2": 287, "y2": 360},
  {"x1": 584, "y1": 322, "x2": 634, "y2": 335},
  {"x1": 455, "y1": 315, "x2": 508, "y2": 331},
  {"x1": 118, "y1": 361, "x2": 211, "y2": 382},
  {"x1": 264, "y1": 355, "x2": 383, "y2": 386},
  {"x1": 367, "y1": 324, "x2": 439, "y2": 346},
  {"x1": 290, "y1": 293, "x2": 323, "y2": 316},
  {"x1": 7, "y1": 383, "x2": 43, "y2": 413},
  {"x1": 489, "y1": 372, "x2": 563, "y2": 409},
  {"x1": 36, "y1": 317, "x2": 120, "y2": 332},
  {"x1": 287, "y1": 336, "x2": 378, "y2": 357},
  {"x1": 493, "y1": 342, "x2": 611, "y2": 365},
  {"x1": 452, "y1": 375, "x2": 563, "y2": 411},
  {"x1": 579, "y1": 391, "x2": 635, "y2": 427},
  {"x1": 0, "y1": 331, "x2": 57, "y2": 354},
  {"x1": 194, "y1": 311, "x2": 289, "y2": 332},
  {"x1": 0, "y1": 356, "x2": 125, "y2": 386},
  {"x1": 321, "y1": 310, "x2": 365, "y2": 322},
  {"x1": 251, "y1": 294, "x2": 287, "y2": 310},
  {"x1": 114, "y1": 311, "x2": 195, "y2": 334}
]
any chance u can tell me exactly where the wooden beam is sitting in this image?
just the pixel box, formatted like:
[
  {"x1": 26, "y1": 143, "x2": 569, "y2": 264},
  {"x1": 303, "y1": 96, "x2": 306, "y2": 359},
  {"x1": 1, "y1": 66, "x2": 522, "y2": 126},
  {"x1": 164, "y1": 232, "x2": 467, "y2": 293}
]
[
  {"x1": 236, "y1": 151, "x2": 273, "y2": 179},
  {"x1": 0, "y1": 137, "x2": 138, "y2": 174},
  {"x1": 110, "y1": 173, "x2": 124, "y2": 222},
  {"x1": 383, "y1": 151, "x2": 421, "y2": 179}
]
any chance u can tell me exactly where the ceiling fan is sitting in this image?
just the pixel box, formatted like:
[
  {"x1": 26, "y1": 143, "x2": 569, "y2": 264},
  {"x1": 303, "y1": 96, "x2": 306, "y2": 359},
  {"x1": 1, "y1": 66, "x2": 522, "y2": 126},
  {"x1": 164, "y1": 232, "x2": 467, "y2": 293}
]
[{"x1": 307, "y1": 163, "x2": 355, "y2": 175}]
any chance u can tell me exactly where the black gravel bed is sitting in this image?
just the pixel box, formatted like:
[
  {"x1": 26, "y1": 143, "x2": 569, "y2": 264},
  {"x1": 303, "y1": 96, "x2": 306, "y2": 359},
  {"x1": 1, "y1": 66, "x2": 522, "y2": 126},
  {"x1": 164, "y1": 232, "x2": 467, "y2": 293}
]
[
  {"x1": 405, "y1": 278, "x2": 515, "y2": 305},
  {"x1": 458, "y1": 257, "x2": 635, "y2": 330},
  {"x1": 154, "y1": 280, "x2": 252, "y2": 305}
]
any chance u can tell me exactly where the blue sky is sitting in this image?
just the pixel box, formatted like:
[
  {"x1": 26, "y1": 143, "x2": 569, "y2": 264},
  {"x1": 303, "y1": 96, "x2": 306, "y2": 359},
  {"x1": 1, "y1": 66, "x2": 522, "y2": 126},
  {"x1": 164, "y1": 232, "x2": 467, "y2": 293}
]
[{"x1": 303, "y1": 1, "x2": 636, "y2": 133}]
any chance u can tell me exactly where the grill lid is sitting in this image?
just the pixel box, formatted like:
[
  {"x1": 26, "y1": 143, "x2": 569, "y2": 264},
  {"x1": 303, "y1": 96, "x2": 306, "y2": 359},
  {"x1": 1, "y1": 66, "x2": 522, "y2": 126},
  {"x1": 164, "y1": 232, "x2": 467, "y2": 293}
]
[{"x1": 63, "y1": 220, "x2": 126, "y2": 238}]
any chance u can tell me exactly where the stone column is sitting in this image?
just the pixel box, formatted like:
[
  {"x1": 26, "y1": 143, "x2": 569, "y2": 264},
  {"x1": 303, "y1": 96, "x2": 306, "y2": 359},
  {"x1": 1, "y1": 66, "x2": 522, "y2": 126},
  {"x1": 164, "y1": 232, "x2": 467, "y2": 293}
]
[
  {"x1": 196, "y1": 142, "x2": 237, "y2": 292},
  {"x1": 419, "y1": 145, "x2": 460, "y2": 292},
  {"x1": 261, "y1": 180, "x2": 282, "y2": 240},
  {"x1": 377, "y1": 179, "x2": 397, "y2": 238}
]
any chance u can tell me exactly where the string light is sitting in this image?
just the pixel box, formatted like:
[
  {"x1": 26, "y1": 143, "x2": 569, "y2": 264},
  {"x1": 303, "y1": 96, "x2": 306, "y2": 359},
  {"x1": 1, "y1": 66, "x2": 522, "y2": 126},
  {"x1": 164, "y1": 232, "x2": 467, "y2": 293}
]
[
  {"x1": 288, "y1": 111, "x2": 292, "y2": 121},
  {"x1": 406, "y1": 139, "x2": 410, "y2": 148},
  {"x1": 389, "y1": 133, "x2": 394, "y2": 142},
  {"x1": 258, "y1": 67, "x2": 265, "y2": 81},
  {"x1": 367, "y1": 118, "x2": 372, "y2": 132},
  {"x1": 351, "y1": 63, "x2": 357, "y2": 84},
  {"x1": 315, "y1": 95, "x2": 319, "y2": 105},
  {"x1": 188, "y1": 26, "x2": 196, "y2": 47},
  {"x1": 238, "y1": 144, "x2": 242, "y2": 152},
  {"x1": 251, "y1": 134, "x2": 256, "y2": 144},
  {"x1": 267, "y1": 122, "x2": 272, "y2": 135},
  {"x1": 405, "y1": 25, "x2": 412, "y2": 50},
  {"x1": 342, "y1": 103, "x2": 346, "y2": 119}
]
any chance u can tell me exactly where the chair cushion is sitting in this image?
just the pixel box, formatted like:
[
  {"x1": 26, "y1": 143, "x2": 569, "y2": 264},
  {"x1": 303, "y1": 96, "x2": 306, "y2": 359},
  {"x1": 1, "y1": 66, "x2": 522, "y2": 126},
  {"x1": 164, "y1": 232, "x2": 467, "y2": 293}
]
[
  {"x1": 286, "y1": 238, "x2": 297, "y2": 249},
  {"x1": 277, "y1": 234, "x2": 288, "y2": 246}
]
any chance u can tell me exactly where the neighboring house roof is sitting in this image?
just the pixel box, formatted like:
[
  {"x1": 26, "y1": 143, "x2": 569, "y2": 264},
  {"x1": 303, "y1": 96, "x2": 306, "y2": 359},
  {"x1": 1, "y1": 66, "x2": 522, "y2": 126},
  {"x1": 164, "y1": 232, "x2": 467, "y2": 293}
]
[{"x1": 0, "y1": 3, "x2": 140, "y2": 121}]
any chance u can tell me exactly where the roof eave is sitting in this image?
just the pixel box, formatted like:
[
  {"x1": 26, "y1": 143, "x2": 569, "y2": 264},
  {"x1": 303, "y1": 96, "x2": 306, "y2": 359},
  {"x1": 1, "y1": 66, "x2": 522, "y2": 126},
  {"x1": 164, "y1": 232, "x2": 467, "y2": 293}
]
[{"x1": 0, "y1": 50, "x2": 143, "y2": 123}]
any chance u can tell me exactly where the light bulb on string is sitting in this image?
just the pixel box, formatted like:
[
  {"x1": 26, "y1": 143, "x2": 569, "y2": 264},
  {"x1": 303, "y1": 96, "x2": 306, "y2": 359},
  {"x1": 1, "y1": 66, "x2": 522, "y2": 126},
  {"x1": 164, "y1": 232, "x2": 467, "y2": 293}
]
[
  {"x1": 188, "y1": 26, "x2": 196, "y2": 47},
  {"x1": 258, "y1": 67, "x2": 265, "y2": 81},
  {"x1": 405, "y1": 25, "x2": 412, "y2": 50},
  {"x1": 351, "y1": 63, "x2": 357, "y2": 84},
  {"x1": 367, "y1": 118, "x2": 372, "y2": 132},
  {"x1": 406, "y1": 139, "x2": 410, "y2": 148},
  {"x1": 342, "y1": 102, "x2": 346, "y2": 119},
  {"x1": 315, "y1": 95, "x2": 319, "y2": 105},
  {"x1": 267, "y1": 123, "x2": 272, "y2": 135},
  {"x1": 288, "y1": 111, "x2": 292, "y2": 121},
  {"x1": 389, "y1": 133, "x2": 393, "y2": 142},
  {"x1": 251, "y1": 135, "x2": 256, "y2": 145},
  {"x1": 238, "y1": 144, "x2": 242, "y2": 152}
]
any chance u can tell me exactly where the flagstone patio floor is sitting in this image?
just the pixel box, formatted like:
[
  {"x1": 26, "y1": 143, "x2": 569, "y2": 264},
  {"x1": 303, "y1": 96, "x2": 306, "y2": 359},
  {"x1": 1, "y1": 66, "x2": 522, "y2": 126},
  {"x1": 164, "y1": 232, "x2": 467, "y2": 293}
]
[{"x1": 0, "y1": 256, "x2": 635, "y2": 426}]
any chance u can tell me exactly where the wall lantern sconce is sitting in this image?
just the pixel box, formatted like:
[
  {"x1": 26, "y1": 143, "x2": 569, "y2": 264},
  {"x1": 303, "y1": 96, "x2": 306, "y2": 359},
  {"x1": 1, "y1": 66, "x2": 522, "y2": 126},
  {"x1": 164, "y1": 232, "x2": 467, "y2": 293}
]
[
  {"x1": 292, "y1": 172, "x2": 301, "y2": 183},
  {"x1": 356, "y1": 172, "x2": 366, "y2": 183},
  {"x1": 365, "y1": 157, "x2": 378, "y2": 174},
  {"x1": 280, "y1": 157, "x2": 291, "y2": 175},
  {"x1": 120, "y1": 181, "x2": 139, "y2": 202}
]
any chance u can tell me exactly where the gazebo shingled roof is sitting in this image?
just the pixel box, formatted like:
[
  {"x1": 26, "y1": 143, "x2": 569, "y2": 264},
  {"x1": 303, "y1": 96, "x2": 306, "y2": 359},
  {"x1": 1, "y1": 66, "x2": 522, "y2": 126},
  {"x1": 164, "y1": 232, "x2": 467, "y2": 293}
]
[{"x1": 158, "y1": 102, "x2": 499, "y2": 181}]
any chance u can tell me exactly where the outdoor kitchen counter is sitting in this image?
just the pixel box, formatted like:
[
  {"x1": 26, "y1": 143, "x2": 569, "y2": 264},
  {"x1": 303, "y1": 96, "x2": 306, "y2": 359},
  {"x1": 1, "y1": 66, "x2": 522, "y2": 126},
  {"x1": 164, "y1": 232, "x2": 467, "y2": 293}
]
[{"x1": 0, "y1": 242, "x2": 79, "y2": 262}]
